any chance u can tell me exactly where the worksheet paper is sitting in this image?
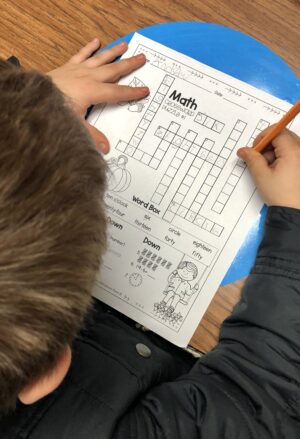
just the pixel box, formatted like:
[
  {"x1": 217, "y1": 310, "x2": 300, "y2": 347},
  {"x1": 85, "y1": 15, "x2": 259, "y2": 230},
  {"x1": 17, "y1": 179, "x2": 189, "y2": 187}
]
[{"x1": 89, "y1": 33, "x2": 300, "y2": 347}]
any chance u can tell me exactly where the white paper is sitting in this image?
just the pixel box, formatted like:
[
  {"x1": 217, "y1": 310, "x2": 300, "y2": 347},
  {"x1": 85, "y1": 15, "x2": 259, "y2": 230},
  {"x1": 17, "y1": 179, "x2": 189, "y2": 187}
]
[{"x1": 89, "y1": 33, "x2": 300, "y2": 346}]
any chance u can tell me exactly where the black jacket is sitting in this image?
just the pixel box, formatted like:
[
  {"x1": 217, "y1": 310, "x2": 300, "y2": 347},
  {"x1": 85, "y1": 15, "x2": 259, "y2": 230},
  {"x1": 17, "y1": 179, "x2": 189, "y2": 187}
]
[{"x1": 1, "y1": 206, "x2": 300, "y2": 438}]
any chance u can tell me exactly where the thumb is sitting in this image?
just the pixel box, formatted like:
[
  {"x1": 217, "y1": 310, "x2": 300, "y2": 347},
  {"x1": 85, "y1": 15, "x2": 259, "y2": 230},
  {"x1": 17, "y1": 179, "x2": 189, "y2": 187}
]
[
  {"x1": 237, "y1": 147, "x2": 271, "y2": 186},
  {"x1": 83, "y1": 121, "x2": 110, "y2": 154}
]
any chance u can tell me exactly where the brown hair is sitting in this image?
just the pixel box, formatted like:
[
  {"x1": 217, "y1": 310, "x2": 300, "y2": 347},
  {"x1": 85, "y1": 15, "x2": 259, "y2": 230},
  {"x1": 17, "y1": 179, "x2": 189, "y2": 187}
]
[{"x1": 0, "y1": 61, "x2": 107, "y2": 412}]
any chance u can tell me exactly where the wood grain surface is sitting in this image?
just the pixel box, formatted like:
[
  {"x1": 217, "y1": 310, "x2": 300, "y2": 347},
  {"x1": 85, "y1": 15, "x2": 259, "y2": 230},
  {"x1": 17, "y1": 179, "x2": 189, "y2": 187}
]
[{"x1": 0, "y1": 0, "x2": 299, "y2": 352}]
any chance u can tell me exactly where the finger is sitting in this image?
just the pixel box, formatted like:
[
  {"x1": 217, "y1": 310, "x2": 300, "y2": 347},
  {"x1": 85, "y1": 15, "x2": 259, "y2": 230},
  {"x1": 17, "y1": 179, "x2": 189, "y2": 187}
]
[
  {"x1": 85, "y1": 41, "x2": 128, "y2": 67},
  {"x1": 95, "y1": 54, "x2": 147, "y2": 83},
  {"x1": 237, "y1": 147, "x2": 271, "y2": 186},
  {"x1": 69, "y1": 38, "x2": 101, "y2": 64},
  {"x1": 83, "y1": 121, "x2": 110, "y2": 154},
  {"x1": 91, "y1": 83, "x2": 149, "y2": 104},
  {"x1": 270, "y1": 128, "x2": 300, "y2": 156}
]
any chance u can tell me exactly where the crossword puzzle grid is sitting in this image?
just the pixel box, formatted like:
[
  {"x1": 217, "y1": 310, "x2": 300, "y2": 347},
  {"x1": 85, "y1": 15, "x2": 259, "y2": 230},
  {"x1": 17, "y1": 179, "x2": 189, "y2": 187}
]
[
  {"x1": 151, "y1": 119, "x2": 247, "y2": 237},
  {"x1": 116, "y1": 74, "x2": 175, "y2": 168},
  {"x1": 212, "y1": 119, "x2": 270, "y2": 214}
]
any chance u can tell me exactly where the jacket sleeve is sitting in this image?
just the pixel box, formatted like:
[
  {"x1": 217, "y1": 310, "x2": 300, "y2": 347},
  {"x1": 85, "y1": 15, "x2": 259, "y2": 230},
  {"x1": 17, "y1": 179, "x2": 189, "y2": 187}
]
[{"x1": 113, "y1": 207, "x2": 300, "y2": 439}]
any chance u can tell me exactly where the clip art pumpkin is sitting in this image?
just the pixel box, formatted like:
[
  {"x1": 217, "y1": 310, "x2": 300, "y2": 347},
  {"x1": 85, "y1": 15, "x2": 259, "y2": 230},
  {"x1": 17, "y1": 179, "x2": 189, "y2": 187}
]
[{"x1": 108, "y1": 155, "x2": 132, "y2": 192}]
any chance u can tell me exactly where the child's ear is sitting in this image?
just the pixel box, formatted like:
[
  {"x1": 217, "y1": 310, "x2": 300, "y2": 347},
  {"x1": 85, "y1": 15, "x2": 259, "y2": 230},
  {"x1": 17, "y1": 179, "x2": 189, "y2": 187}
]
[{"x1": 18, "y1": 345, "x2": 72, "y2": 405}]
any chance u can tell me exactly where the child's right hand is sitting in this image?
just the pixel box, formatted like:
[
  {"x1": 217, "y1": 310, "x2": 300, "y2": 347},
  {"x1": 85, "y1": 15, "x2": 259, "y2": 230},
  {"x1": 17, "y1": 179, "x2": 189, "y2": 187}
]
[{"x1": 237, "y1": 128, "x2": 300, "y2": 209}]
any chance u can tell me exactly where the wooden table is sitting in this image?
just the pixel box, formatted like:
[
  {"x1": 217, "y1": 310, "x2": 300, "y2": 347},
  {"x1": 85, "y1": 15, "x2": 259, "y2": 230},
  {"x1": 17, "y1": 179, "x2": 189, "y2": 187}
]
[{"x1": 0, "y1": 0, "x2": 299, "y2": 353}]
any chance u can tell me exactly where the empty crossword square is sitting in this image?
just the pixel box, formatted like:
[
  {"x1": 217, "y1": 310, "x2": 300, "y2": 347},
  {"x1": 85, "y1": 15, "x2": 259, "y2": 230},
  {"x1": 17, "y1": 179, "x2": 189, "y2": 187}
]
[
  {"x1": 190, "y1": 144, "x2": 200, "y2": 155},
  {"x1": 183, "y1": 175, "x2": 194, "y2": 186},
  {"x1": 253, "y1": 128, "x2": 261, "y2": 138},
  {"x1": 158, "y1": 84, "x2": 170, "y2": 94},
  {"x1": 154, "y1": 149, "x2": 165, "y2": 160},
  {"x1": 210, "y1": 166, "x2": 221, "y2": 177},
  {"x1": 194, "y1": 215, "x2": 205, "y2": 227},
  {"x1": 163, "y1": 75, "x2": 174, "y2": 86},
  {"x1": 188, "y1": 166, "x2": 199, "y2": 177},
  {"x1": 175, "y1": 149, "x2": 186, "y2": 159},
  {"x1": 185, "y1": 130, "x2": 197, "y2": 141},
  {"x1": 181, "y1": 140, "x2": 192, "y2": 151},
  {"x1": 206, "y1": 175, "x2": 216, "y2": 186},
  {"x1": 178, "y1": 184, "x2": 189, "y2": 195},
  {"x1": 164, "y1": 131, "x2": 175, "y2": 142},
  {"x1": 215, "y1": 157, "x2": 226, "y2": 168},
  {"x1": 117, "y1": 140, "x2": 127, "y2": 152},
  {"x1": 163, "y1": 211, "x2": 175, "y2": 222},
  {"x1": 232, "y1": 165, "x2": 244, "y2": 177},
  {"x1": 218, "y1": 192, "x2": 229, "y2": 204},
  {"x1": 193, "y1": 157, "x2": 204, "y2": 168},
  {"x1": 195, "y1": 192, "x2": 206, "y2": 204},
  {"x1": 151, "y1": 193, "x2": 162, "y2": 204},
  {"x1": 156, "y1": 184, "x2": 167, "y2": 195},
  {"x1": 235, "y1": 120, "x2": 247, "y2": 131},
  {"x1": 202, "y1": 138, "x2": 215, "y2": 150},
  {"x1": 200, "y1": 183, "x2": 211, "y2": 195},
  {"x1": 230, "y1": 129, "x2": 242, "y2": 141},
  {"x1": 173, "y1": 193, "x2": 184, "y2": 203},
  {"x1": 133, "y1": 150, "x2": 143, "y2": 160},
  {"x1": 211, "y1": 224, "x2": 223, "y2": 236},
  {"x1": 159, "y1": 140, "x2": 169, "y2": 151},
  {"x1": 149, "y1": 157, "x2": 160, "y2": 168},
  {"x1": 171, "y1": 157, "x2": 182, "y2": 168},
  {"x1": 145, "y1": 111, "x2": 155, "y2": 122},
  {"x1": 166, "y1": 166, "x2": 177, "y2": 177},
  {"x1": 223, "y1": 183, "x2": 234, "y2": 195},
  {"x1": 177, "y1": 206, "x2": 188, "y2": 217},
  {"x1": 220, "y1": 148, "x2": 231, "y2": 159},
  {"x1": 141, "y1": 154, "x2": 151, "y2": 165},
  {"x1": 257, "y1": 120, "x2": 269, "y2": 130},
  {"x1": 191, "y1": 201, "x2": 201, "y2": 212},
  {"x1": 228, "y1": 174, "x2": 239, "y2": 186},
  {"x1": 153, "y1": 93, "x2": 164, "y2": 104},
  {"x1": 236, "y1": 158, "x2": 246, "y2": 168},
  {"x1": 211, "y1": 143, "x2": 222, "y2": 154},
  {"x1": 161, "y1": 175, "x2": 172, "y2": 186},
  {"x1": 225, "y1": 139, "x2": 236, "y2": 150},
  {"x1": 186, "y1": 211, "x2": 196, "y2": 222},
  {"x1": 204, "y1": 117, "x2": 214, "y2": 128},
  {"x1": 169, "y1": 202, "x2": 179, "y2": 213},
  {"x1": 149, "y1": 102, "x2": 160, "y2": 112},
  {"x1": 125, "y1": 146, "x2": 135, "y2": 156},
  {"x1": 207, "y1": 152, "x2": 217, "y2": 164},
  {"x1": 202, "y1": 219, "x2": 213, "y2": 232},
  {"x1": 140, "y1": 119, "x2": 150, "y2": 129},
  {"x1": 212, "y1": 201, "x2": 223, "y2": 213},
  {"x1": 169, "y1": 122, "x2": 180, "y2": 133}
]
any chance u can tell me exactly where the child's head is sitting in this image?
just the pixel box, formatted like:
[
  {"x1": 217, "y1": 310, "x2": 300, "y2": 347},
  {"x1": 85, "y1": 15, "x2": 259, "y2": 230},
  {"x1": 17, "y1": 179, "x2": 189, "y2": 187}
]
[
  {"x1": 177, "y1": 261, "x2": 198, "y2": 281},
  {"x1": 0, "y1": 61, "x2": 107, "y2": 412}
]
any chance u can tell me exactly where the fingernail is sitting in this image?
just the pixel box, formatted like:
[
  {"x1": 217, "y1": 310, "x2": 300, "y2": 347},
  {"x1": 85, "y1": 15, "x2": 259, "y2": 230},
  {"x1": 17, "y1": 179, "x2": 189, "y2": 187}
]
[
  {"x1": 119, "y1": 41, "x2": 127, "y2": 48},
  {"x1": 136, "y1": 53, "x2": 146, "y2": 61},
  {"x1": 140, "y1": 87, "x2": 150, "y2": 94},
  {"x1": 92, "y1": 38, "x2": 99, "y2": 44}
]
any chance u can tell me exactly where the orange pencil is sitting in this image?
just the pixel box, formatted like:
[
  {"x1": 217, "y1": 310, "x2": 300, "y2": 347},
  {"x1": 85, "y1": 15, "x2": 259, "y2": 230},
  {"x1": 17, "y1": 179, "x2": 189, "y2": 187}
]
[{"x1": 253, "y1": 99, "x2": 300, "y2": 153}]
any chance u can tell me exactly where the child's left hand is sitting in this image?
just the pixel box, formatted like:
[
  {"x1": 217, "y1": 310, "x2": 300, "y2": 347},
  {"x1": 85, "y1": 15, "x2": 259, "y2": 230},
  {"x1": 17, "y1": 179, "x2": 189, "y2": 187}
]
[{"x1": 48, "y1": 38, "x2": 149, "y2": 153}]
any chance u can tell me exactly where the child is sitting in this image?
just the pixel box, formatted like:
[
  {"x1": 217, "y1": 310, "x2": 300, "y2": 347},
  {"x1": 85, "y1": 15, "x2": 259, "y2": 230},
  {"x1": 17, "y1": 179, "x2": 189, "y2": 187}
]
[{"x1": 0, "y1": 39, "x2": 300, "y2": 438}]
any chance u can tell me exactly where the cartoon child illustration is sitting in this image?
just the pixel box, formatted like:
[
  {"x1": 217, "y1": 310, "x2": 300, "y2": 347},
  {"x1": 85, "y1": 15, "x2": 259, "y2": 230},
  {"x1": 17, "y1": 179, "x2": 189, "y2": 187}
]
[{"x1": 160, "y1": 261, "x2": 199, "y2": 314}]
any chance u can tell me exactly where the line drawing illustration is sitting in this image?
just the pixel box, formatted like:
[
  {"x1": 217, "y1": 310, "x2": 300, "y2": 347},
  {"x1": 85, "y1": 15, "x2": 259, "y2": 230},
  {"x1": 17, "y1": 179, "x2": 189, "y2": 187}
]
[
  {"x1": 118, "y1": 76, "x2": 150, "y2": 112},
  {"x1": 153, "y1": 261, "x2": 199, "y2": 325},
  {"x1": 107, "y1": 155, "x2": 132, "y2": 192}
]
